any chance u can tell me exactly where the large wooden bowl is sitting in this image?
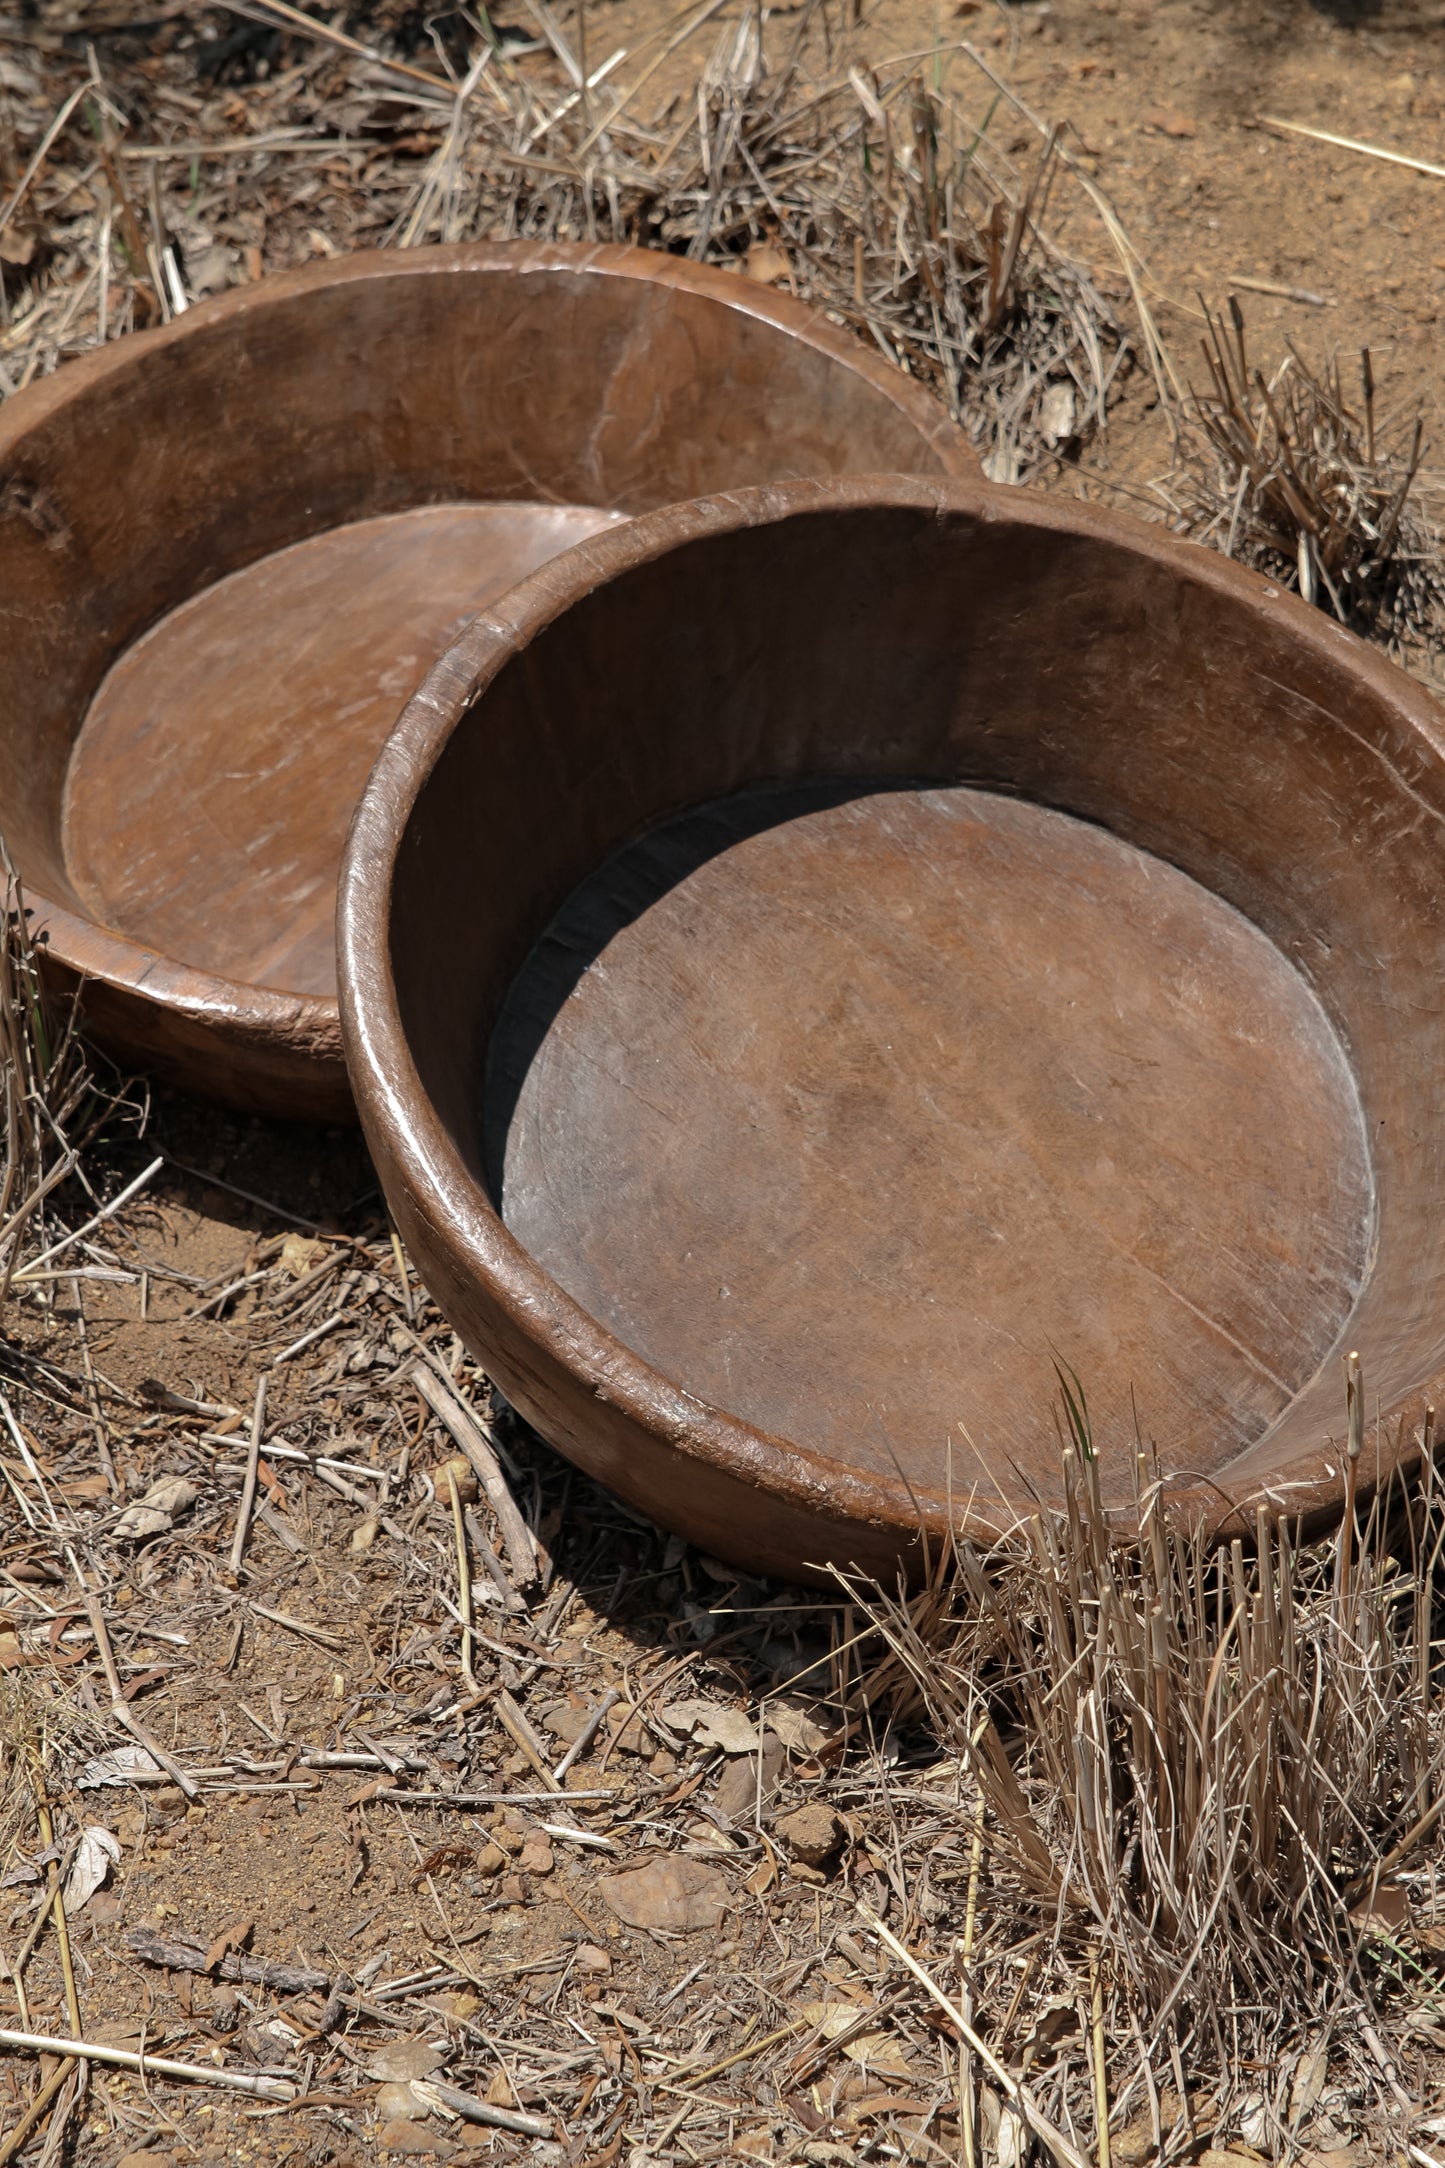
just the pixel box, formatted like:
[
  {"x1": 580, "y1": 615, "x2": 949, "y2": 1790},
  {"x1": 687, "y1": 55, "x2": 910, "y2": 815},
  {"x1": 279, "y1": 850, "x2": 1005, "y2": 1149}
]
[
  {"x1": 339, "y1": 476, "x2": 1445, "y2": 1581},
  {"x1": 0, "y1": 243, "x2": 971, "y2": 1120}
]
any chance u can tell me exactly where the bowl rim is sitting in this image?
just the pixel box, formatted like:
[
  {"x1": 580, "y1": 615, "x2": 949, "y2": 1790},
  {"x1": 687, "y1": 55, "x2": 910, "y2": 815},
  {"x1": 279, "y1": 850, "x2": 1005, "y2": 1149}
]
[
  {"x1": 3, "y1": 236, "x2": 975, "y2": 1041},
  {"x1": 338, "y1": 470, "x2": 1445, "y2": 1543}
]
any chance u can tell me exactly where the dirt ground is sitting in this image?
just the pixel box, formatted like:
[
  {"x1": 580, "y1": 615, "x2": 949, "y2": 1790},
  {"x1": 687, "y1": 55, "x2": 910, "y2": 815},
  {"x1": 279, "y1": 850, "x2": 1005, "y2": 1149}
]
[
  {"x1": 2, "y1": 1085, "x2": 919, "y2": 2168},
  {"x1": 5, "y1": 1, "x2": 1445, "y2": 2164}
]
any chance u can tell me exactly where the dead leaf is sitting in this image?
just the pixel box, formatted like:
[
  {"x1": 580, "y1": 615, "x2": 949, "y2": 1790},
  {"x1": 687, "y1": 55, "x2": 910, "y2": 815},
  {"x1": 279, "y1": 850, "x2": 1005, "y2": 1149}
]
[
  {"x1": 801, "y1": 2001, "x2": 867, "y2": 2040},
  {"x1": 79, "y1": 1745, "x2": 163, "y2": 1788},
  {"x1": 60, "y1": 1474, "x2": 111, "y2": 1502},
  {"x1": 281, "y1": 1232, "x2": 323, "y2": 1276},
  {"x1": 204, "y1": 1917, "x2": 253, "y2": 1972},
  {"x1": 766, "y1": 1697, "x2": 831, "y2": 1753},
  {"x1": 1350, "y1": 1882, "x2": 1409, "y2": 1938},
  {"x1": 713, "y1": 1734, "x2": 786, "y2": 1820},
  {"x1": 113, "y1": 1476, "x2": 198, "y2": 1541},
  {"x1": 996, "y1": 2101, "x2": 1029, "y2": 2168},
  {"x1": 188, "y1": 246, "x2": 230, "y2": 296},
  {"x1": 255, "y1": 1457, "x2": 287, "y2": 1506},
  {"x1": 1288, "y1": 2038, "x2": 1328, "y2": 2124},
  {"x1": 369, "y1": 2037, "x2": 450, "y2": 2084},
  {"x1": 598, "y1": 1853, "x2": 731, "y2": 1933},
  {"x1": 64, "y1": 1826, "x2": 121, "y2": 1910},
  {"x1": 745, "y1": 242, "x2": 789, "y2": 283},
  {"x1": 845, "y1": 2030, "x2": 913, "y2": 2076},
  {"x1": 375, "y1": 2081, "x2": 425, "y2": 2121},
  {"x1": 663, "y1": 1698, "x2": 761, "y2": 1755}
]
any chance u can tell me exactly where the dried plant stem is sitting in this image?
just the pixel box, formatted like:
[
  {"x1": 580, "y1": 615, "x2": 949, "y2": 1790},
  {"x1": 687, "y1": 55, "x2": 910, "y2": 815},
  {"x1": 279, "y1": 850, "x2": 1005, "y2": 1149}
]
[
  {"x1": 446, "y1": 1463, "x2": 477, "y2": 1691},
  {"x1": 552, "y1": 1687, "x2": 620, "y2": 1782},
  {"x1": 79, "y1": 1583, "x2": 201, "y2": 1802},
  {"x1": 0, "y1": 2056, "x2": 73, "y2": 2168},
  {"x1": 228, "y1": 1372, "x2": 269, "y2": 1574},
  {"x1": 1090, "y1": 1958, "x2": 1111, "y2": 2168},
  {"x1": 411, "y1": 1362, "x2": 534, "y2": 1582},
  {"x1": 860, "y1": 1904, "x2": 1088, "y2": 2168},
  {"x1": 32, "y1": 1779, "x2": 81, "y2": 2042},
  {"x1": 0, "y1": 2029, "x2": 293, "y2": 2099}
]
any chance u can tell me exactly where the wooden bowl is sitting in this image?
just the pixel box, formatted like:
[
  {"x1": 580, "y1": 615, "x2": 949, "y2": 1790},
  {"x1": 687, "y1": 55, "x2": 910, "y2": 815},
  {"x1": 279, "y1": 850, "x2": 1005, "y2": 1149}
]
[
  {"x1": 0, "y1": 242, "x2": 972, "y2": 1120},
  {"x1": 339, "y1": 476, "x2": 1445, "y2": 1581}
]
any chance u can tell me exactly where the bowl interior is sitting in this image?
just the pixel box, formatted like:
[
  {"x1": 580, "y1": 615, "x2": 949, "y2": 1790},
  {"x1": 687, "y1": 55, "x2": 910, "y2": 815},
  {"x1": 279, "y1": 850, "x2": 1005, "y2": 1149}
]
[
  {"x1": 0, "y1": 247, "x2": 961, "y2": 1003},
  {"x1": 382, "y1": 492, "x2": 1445, "y2": 1515}
]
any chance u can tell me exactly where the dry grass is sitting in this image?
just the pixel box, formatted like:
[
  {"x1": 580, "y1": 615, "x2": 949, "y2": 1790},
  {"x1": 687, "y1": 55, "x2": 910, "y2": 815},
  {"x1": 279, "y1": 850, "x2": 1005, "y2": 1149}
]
[
  {"x1": 0, "y1": 0, "x2": 1127, "y2": 481},
  {"x1": 396, "y1": 0, "x2": 1128, "y2": 478},
  {"x1": 0, "y1": 858, "x2": 108, "y2": 1309},
  {"x1": 1163, "y1": 295, "x2": 1445, "y2": 651},
  {"x1": 831, "y1": 1362, "x2": 1445, "y2": 2157}
]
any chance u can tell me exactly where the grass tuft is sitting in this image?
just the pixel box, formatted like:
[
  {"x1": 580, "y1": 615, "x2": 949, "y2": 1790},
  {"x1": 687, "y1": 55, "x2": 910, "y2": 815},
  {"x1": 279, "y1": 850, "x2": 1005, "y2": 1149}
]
[
  {"x1": 835, "y1": 1359, "x2": 1445, "y2": 2151},
  {"x1": 1165, "y1": 295, "x2": 1445, "y2": 652}
]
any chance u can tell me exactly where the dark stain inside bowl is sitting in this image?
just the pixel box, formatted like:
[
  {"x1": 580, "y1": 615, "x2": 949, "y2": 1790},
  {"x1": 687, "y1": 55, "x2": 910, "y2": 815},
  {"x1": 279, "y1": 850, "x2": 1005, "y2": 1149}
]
[
  {"x1": 61, "y1": 500, "x2": 625, "y2": 997},
  {"x1": 485, "y1": 781, "x2": 1374, "y2": 1493}
]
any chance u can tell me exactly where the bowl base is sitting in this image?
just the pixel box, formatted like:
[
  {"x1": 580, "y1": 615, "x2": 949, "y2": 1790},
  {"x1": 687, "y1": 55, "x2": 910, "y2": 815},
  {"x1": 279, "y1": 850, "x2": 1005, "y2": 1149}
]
[
  {"x1": 487, "y1": 782, "x2": 1374, "y2": 1504},
  {"x1": 62, "y1": 500, "x2": 623, "y2": 998}
]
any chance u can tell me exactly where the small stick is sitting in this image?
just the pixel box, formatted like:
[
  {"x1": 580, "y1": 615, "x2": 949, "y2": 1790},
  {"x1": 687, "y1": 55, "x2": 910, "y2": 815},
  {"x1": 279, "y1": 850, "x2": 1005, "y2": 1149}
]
[
  {"x1": 0, "y1": 2054, "x2": 73, "y2": 2167},
  {"x1": 668, "y1": 2016, "x2": 812, "y2": 2090},
  {"x1": 246, "y1": 1600, "x2": 346, "y2": 1654},
  {"x1": 1090, "y1": 1957, "x2": 1111, "y2": 2168},
  {"x1": 1228, "y1": 273, "x2": 1330, "y2": 308},
  {"x1": 346, "y1": 1788, "x2": 610, "y2": 1808},
  {"x1": 272, "y1": 1311, "x2": 346, "y2": 1366},
  {"x1": 228, "y1": 1373, "x2": 268, "y2": 1573},
  {"x1": 858, "y1": 1904, "x2": 1088, "y2": 2168},
  {"x1": 9, "y1": 1841, "x2": 76, "y2": 1979},
  {"x1": 576, "y1": 0, "x2": 590, "y2": 120},
  {"x1": 223, "y1": 0, "x2": 454, "y2": 93},
  {"x1": 960, "y1": 1768, "x2": 986, "y2": 2168},
  {"x1": 68, "y1": 1275, "x2": 118, "y2": 1495},
  {"x1": 11, "y1": 1156, "x2": 162, "y2": 1283},
  {"x1": 496, "y1": 1690, "x2": 562, "y2": 1792},
  {"x1": 552, "y1": 1688, "x2": 620, "y2": 1782},
  {"x1": 1338, "y1": 1350, "x2": 1362, "y2": 1621},
  {"x1": 0, "y1": 83, "x2": 91, "y2": 237},
  {"x1": 411, "y1": 1364, "x2": 534, "y2": 1581},
  {"x1": 388, "y1": 1226, "x2": 414, "y2": 1323},
  {"x1": 33, "y1": 1777, "x2": 81, "y2": 2042},
  {"x1": 446, "y1": 1464, "x2": 477, "y2": 1691},
  {"x1": 1259, "y1": 112, "x2": 1445, "y2": 183},
  {"x1": 538, "y1": 1820, "x2": 615, "y2": 1851},
  {"x1": 417, "y1": 2077, "x2": 552, "y2": 2137},
  {"x1": 78, "y1": 1580, "x2": 200, "y2": 1802},
  {"x1": 0, "y1": 2028, "x2": 293, "y2": 2099}
]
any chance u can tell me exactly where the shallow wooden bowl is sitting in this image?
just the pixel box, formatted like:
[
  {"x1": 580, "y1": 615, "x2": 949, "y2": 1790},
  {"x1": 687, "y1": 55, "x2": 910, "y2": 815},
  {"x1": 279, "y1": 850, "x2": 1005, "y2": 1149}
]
[
  {"x1": 0, "y1": 243, "x2": 971, "y2": 1120},
  {"x1": 339, "y1": 476, "x2": 1445, "y2": 1580}
]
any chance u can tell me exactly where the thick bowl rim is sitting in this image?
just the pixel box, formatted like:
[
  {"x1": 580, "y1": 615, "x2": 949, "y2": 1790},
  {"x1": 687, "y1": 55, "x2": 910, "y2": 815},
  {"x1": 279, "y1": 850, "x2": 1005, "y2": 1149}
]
[
  {"x1": 2, "y1": 237, "x2": 974, "y2": 1032},
  {"x1": 337, "y1": 471, "x2": 1445, "y2": 1540}
]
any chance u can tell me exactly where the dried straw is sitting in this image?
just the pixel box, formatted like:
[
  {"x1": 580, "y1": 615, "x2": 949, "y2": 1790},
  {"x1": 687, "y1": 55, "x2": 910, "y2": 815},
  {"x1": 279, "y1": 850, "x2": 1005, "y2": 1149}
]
[
  {"x1": 1163, "y1": 295, "x2": 1444, "y2": 651},
  {"x1": 835, "y1": 1359, "x2": 1445, "y2": 2150},
  {"x1": 385, "y1": 0, "x2": 1126, "y2": 479}
]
